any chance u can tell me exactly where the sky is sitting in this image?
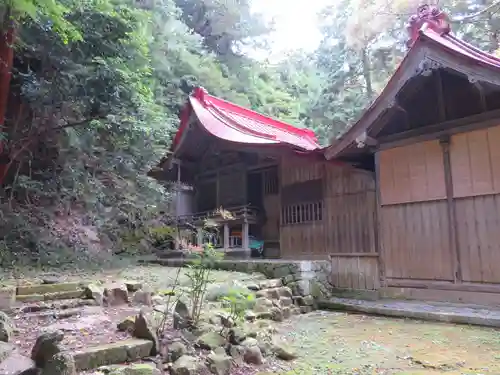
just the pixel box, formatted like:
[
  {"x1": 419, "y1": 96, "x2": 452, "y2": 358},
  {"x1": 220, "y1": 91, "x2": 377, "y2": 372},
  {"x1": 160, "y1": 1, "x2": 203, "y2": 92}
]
[{"x1": 249, "y1": 0, "x2": 332, "y2": 61}]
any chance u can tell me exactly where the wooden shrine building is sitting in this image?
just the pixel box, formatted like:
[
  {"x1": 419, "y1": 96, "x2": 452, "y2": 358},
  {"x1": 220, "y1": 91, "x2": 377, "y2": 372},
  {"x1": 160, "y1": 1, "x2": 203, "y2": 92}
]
[
  {"x1": 326, "y1": 4, "x2": 500, "y2": 305},
  {"x1": 150, "y1": 87, "x2": 376, "y2": 259}
]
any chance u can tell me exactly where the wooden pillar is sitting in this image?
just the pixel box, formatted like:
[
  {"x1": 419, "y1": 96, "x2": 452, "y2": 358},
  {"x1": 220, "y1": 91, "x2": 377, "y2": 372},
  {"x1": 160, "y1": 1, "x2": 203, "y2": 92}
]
[
  {"x1": 374, "y1": 151, "x2": 385, "y2": 287},
  {"x1": 440, "y1": 137, "x2": 461, "y2": 283},
  {"x1": 197, "y1": 227, "x2": 203, "y2": 247},
  {"x1": 242, "y1": 220, "x2": 249, "y2": 254},
  {"x1": 175, "y1": 161, "x2": 181, "y2": 250},
  {"x1": 223, "y1": 224, "x2": 230, "y2": 251}
]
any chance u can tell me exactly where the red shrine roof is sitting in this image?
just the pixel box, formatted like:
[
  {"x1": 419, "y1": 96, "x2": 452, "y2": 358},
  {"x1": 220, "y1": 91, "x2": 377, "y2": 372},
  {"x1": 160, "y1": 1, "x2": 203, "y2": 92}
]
[
  {"x1": 325, "y1": 4, "x2": 500, "y2": 159},
  {"x1": 172, "y1": 87, "x2": 320, "y2": 152}
]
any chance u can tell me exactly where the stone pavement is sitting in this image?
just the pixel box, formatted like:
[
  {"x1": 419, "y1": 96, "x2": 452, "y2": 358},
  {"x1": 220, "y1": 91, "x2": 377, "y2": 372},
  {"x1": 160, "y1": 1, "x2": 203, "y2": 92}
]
[{"x1": 318, "y1": 297, "x2": 500, "y2": 328}]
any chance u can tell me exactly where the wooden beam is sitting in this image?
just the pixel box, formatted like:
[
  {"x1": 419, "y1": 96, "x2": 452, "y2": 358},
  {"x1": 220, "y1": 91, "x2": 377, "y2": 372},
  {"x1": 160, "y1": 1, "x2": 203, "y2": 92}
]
[
  {"x1": 440, "y1": 138, "x2": 461, "y2": 283},
  {"x1": 223, "y1": 224, "x2": 230, "y2": 252},
  {"x1": 473, "y1": 81, "x2": 488, "y2": 112},
  {"x1": 386, "y1": 279, "x2": 500, "y2": 293},
  {"x1": 374, "y1": 151, "x2": 385, "y2": 286},
  {"x1": 435, "y1": 70, "x2": 447, "y2": 122},
  {"x1": 377, "y1": 108, "x2": 500, "y2": 150}
]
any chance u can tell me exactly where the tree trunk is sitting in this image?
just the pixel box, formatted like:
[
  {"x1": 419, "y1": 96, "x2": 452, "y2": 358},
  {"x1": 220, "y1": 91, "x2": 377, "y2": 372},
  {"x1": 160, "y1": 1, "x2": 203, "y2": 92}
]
[
  {"x1": 361, "y1": 47, "x2": 373, "y2": 98},
  {"x1": 0, "y1": 7, "x2": 15, "y2": 184}
]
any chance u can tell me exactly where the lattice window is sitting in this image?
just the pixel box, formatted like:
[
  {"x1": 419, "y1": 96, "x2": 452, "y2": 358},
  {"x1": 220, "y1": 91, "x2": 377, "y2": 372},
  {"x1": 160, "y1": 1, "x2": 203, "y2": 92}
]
[
  {"x1": 281, "y1": 178, "x2": 324, "y2": 225},
  {"x1": 263, "y1": 167, "x2": 279, "y2": 195},
  {"x1": 281, "y1": 201, "x2": 323, "y2": 225}
]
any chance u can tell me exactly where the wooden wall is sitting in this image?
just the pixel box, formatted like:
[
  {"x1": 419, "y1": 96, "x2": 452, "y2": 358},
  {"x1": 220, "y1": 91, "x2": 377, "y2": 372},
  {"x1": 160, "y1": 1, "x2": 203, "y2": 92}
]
[
  {"x1": 450, "y1": 126, "x2": 500, "y2": 284},
  {"x1": 279, "y1": 155, "x2": 377, "y2": 261},
  {"x1": 330, "y1": 253, "x2": 380, "y2": 290},
  {"x1": 379, "y1": 140, "x2": 455, "y2": 281},
  {"x1": 379, "y1": 124, "x2": 500, "y2": 287}
]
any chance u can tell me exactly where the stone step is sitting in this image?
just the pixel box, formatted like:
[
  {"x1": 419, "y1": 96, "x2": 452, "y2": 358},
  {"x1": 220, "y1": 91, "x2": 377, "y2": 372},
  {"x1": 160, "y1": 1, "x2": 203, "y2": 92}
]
[
  {"x1": 71, "y1": 339, "x2": 154, "y2": 371},
  {"x1": 16, "y1": 282, "x2": 86, "y2": 296},
  {"x1": 18, "y1": 298, "x2": 98, "y2": 314},
  {"x1": 16, "y1": 290, "x2": 85, "y2": 303}
]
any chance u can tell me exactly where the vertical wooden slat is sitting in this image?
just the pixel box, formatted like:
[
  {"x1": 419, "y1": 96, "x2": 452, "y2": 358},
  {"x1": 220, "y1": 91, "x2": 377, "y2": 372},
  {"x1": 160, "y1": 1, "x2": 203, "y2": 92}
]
[{"x1": 441, "y1": 139, "x2": 460, "y2": 282}]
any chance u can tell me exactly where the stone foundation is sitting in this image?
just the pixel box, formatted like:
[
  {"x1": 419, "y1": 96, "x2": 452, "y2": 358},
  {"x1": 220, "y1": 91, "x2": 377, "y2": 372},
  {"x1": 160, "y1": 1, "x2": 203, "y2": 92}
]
[{"x1": 148, "y1": 258, "x2": 333, "y2": 299}]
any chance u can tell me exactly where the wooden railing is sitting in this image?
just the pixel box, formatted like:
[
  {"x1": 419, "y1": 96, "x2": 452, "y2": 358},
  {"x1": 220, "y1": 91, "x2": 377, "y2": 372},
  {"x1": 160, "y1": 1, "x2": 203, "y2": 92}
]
[
  {"x1": 175, "y1": 204, "x2": 260, "y2": 226},
  {"x1": 329, "y1": 253, "x2": 380, "y2": 290}
]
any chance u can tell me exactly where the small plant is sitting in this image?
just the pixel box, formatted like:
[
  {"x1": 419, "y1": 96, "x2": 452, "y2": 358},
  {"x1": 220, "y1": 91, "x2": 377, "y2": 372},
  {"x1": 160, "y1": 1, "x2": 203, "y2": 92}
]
[
  {"x1": 185, "y1": 241, "x2": 223, "y2": 326},
  {"x1": 222, "y1": 288, "x2": 255, "y2": 323}
]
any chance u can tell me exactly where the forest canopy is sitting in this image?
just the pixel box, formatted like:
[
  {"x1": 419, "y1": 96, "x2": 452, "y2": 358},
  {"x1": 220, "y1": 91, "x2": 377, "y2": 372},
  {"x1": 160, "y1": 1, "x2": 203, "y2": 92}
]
[{"x1": 0, "y1": 0, "x2": 499, "y2": 266}]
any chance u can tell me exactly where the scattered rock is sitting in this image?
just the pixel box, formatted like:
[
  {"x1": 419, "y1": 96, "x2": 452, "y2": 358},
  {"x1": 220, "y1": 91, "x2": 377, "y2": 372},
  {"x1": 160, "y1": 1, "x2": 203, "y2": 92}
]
[
  {"x1": 168, "y1": 342, "x2": 187, "y2": 362},
  {"x1": 302, "y1": 295, "x2": 314, "y2": 306},
  {"x1": 259, "y1": 279, "x2": 281, "y2": 289},
  {"x1": 192, "y1": 322, "x2": 217, "y2": 337},
  {"x1": 108, "y1": 363, "x2": 160, "y2": 375},
  {"x1": 0, "y1": 312, "x2": 14, "y2": 342},
  {"x1": 273, "y1": 343, "x2": 298, "y2": 361},
  {"x1": 228, "y1": 344, "x2": 245, "y2": 365},
  {"x1": 255, "y1": 290, "x2": 268, "y2": 299},
  {"x1": 243, "y1": 346, "x2": 263, "y2": 365},
  {"x1": 282, "y1": 307, "x2": 291, "y2": 319},
  {"x1": 253, "y1": 298, "x2": 273, "y2": 313},
  {"x1": 0, "y1": 341, "x2": 15, "y2": 362},
  {"x1": 72, "y1": 339, "x2": 153, "y2": 371},
  {"x1": 151, "y1": 296, "x2": 164, "y2": 306},
  {"x1": 85, "y1": 284, "x2": 105, "y2": 306},
  {"x1": 173, "y1": 300, "x2": 192, "y2": 330},
  {"x1": 206, "y1": 352, "x2": 232, "y2": 375},
  {"x1": 279, "y1": 297, "x2": 293, "y2": 307},
  {"x1": 104, "y1": 284, "x2": 129, "y2": 306},
  {"x1": 256, "y1": 311, "x2": 272, "y2": 320},
  {"x1": 270, "y1": 307, "x2": 283, "y2": 322},
  {"x1": 170, "y1": 355, "x2": 206, "y2": 375},
  {"x1": 124, "y1": 281, "x2": 143, "y2": 293},
  {"x1": 291, "y1": 307, "x2": 301, "y2": 316},
  {"x1": 246, "y1": 284, "x2": 260, "y2": 291},
  {"x1": 300, "y1": 306, "x2": 313, "y2": 314},
  {"x1": 133, "y1": 312, "x2": 159, "y2": 356},
  {"x1": 117, "y1": 317, "x2": 135, "y2": 332},
  {"x1": 278, "y1": 287, "x2": 293, "y2": 298},
  {"x1": 41, "y1": 277, "x2": 59, "y2": 285},
  {"x1": 244, "y1": 310, "x2": 256, "y2": 322},
  {"x1": 132, "y1": 290, "x2": 152, "y2": 306},
  {"x1": 0, "y1": 352, "x2": 37, "y2": 375},
  {"x1": 0, "y1": 287, "x2": 15, "y2": 312},
  {"x1": 228, "y1": 327, "x2": 247, "y2": 345},
  {"x1": 41, "y1": 352, "x2": 77, "y2": 375},
  {"x1": 196, "y1": 332, "x2": 226, "y2": 350},
  {"x1": 241, "y1": 337, "x2": 258, "y2": 347},
  {"x1": 266, "y1": 289, "x2": 280, "y2": 300},
  {"x1": 31, "y1": 329, "x2": 64, "y2": 367}
]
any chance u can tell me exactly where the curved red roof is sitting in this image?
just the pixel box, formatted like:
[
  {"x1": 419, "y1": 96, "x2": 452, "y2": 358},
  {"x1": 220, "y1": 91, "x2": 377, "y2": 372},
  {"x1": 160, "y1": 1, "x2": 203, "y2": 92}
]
[
  {"x1": 325, "y1": 5, "x2": 500, "y2": 159},
  {"x1": 172, "y1": 87, "x2": 320, "y2": 152}
]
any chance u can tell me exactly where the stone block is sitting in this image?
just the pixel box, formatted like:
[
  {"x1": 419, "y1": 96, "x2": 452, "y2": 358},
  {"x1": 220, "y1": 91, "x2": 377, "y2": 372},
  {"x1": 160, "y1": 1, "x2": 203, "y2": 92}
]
[
  {"x1": 0, "y1": 287, "x2": 15, "y2": 312},
  {"x1": 72, "y1": 339, "x2": 153, "y2": 371},
  {"x1": 16, "y1": 282, "x2": 84, "y2": 296},
  {"x1": 16, "y1": 290, "x2": 85, "y2": 303}
]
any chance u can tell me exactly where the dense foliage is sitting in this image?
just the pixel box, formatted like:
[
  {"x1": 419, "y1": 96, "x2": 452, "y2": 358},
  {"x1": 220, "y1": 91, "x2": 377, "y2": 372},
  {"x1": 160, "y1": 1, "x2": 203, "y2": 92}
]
[{"x1": 0, "y1": 0, "x2": 499, "y2": 266}]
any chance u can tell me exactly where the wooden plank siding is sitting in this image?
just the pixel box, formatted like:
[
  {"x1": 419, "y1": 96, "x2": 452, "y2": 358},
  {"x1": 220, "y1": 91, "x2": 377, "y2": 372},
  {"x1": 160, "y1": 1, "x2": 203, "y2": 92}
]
[
  {"x1": 380, "y1": 201, "x2": 454, "y2": 280},
  {"x1": 279, "y1": 156, "x2": 377, "y2": 260},
  {"x1": 378, "y1": 124, "x2": 500, "y2": 288},
  {"x1": 378, "y1": 140, "x2": 455, "y2": 281},
  {"x1": 449, "y1": 126, "x2": 500, "y2": 284},
  {"x1": 329, "y1": 253, "x2": 380, "y2": 290}
]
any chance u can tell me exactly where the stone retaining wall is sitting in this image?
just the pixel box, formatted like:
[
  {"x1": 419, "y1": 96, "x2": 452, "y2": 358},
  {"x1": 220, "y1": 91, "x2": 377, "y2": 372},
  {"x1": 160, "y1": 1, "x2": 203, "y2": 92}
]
[{"x1": 148, "y1": 258, "x2": 333, "y2": 298}]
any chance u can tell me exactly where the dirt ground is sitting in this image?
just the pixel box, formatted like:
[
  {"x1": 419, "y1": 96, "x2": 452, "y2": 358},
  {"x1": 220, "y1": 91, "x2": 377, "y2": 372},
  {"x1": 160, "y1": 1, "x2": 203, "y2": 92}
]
[
  {"x1": 0, "y1": 263, "x2": 265, "y2": 290},
  {"x1": 263, "y1": 311, "x2": 500, "y2": 375},
  {"x1": 4, "y1": 264, "x2": 500, "y2": 375}
]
